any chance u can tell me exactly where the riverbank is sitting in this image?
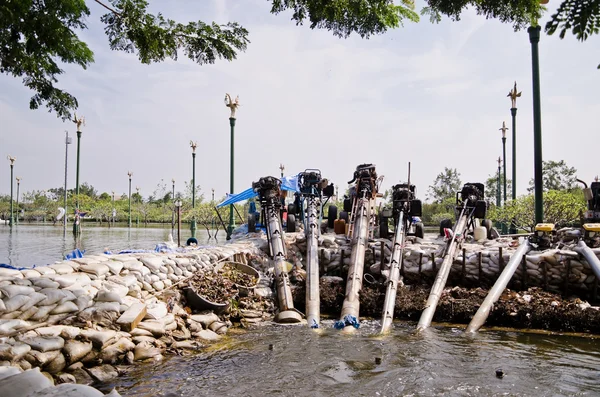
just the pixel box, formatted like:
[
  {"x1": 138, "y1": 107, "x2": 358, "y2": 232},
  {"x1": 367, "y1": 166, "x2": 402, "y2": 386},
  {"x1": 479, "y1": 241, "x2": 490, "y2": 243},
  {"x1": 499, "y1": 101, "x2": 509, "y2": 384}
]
[{"x1": 1, "y1": 228, "x2": 599, "y2": 393}]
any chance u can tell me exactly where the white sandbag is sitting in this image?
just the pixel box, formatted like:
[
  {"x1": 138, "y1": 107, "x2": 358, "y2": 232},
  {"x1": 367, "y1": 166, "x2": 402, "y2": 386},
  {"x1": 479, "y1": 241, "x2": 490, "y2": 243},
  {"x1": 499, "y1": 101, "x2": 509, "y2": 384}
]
[
  {"x1": 34, "y1": 267, "x2": 56, "y2": 276},
  {"x1": 0, "y1": 366, "x2": 21, "y2": 381},
  {"x1": 79, "y1": 263, "x2": 110, "y2": 277},
  {"x1": 50, "y1": 301, "x2": 79, "y2": 314},
  {"x1": 63, "y1": 340, "x2": 93, "y2": 365},
  {"x1": 3, "y1": 295, "x2": 31, "y2": 312},
  {"x1": 129, "y1": 328, "x2": 153, "y2": 337},
  {"x1": 21, "y1": 269, "x2": 41, "y2": 278},
  {"x1": 133, "y1": 341, "x2": 162, "y2": 361},
  {"x1": 0, "y1": 285, "x2": 35, "y2": 299},
  {"x1": 23, "y1": 336, "x2": 65, "y2": 352},
  {"x1": 0, "y1": 367, "x2": 52, "y2": 396},
  {"x1": 19, "y1": 292, "x2": 46, "y2": 311},
  {"x1": 124, "y1": 261, "x2": 144, "y2": 272},
  {"x1": 18, "y1": 306, "x2": 39, "y2": 321},
  {"x1": 137, "y1": 321, "x2": 165, "y2": 337},
  {"x1": 105, "y1": 261, "x2": 124, "y2": 275},
  {"x1": 49, "y1": 263, "x2": 74, "y2": 275},
  {"x1": 100, "y1": 338, "x2": 135, "y2": 364},
  {"x1": 29, "y1": 278, "x2": 60, "y2": 289},
  {"x1": 24, "y1": 349, "x2": 61, "y2": 367},
  {"x1": 95, "y1": 290, "x2": 123, "y2": 304},
  {"x1": 37, "y1": 289, "x2": 66, "y2": 306},
  {"x1": 74, "y1": 295, "x2": 92, "y2": 311},
  {"x1": 0, "y1": 269, "x2": 24, "y2": 279},
  {"x1": 101, "y1": 282, "x2": 129, "y2": 298},
  {"x1": 140, "y1": 257, "x2": 164, "y2": 272},
  {"x1": 144, "y1": 301, "x2": 167, "y2": 320},
  {"x1": 94, "y1": 301, "x2": 120, "y2": 313},
  {"x1": 80, "y1": 329, "x2": 117, "y2": 348},
  {"x1": 151, "y1": 281, "x2": 164, "y2": 291},
  {"x1": 44, "y1": 351, "x2": 66, "y2": 374},
  {"x1": 0, "y1": 299, "x2": 5, "y2": 313},
  {"x1": 29, "y1": 305, "x2": 57, "y2": 322},
  {"x1": 0, "y1": 342, "x2": 31, "y2": 361}
]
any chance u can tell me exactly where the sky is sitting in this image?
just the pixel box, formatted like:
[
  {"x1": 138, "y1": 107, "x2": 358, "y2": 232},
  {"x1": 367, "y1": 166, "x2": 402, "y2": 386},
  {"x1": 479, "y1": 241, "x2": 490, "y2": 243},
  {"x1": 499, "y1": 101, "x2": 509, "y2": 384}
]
[{"x1": 1, "y1": 0, "x2": 599, "y2": 204}]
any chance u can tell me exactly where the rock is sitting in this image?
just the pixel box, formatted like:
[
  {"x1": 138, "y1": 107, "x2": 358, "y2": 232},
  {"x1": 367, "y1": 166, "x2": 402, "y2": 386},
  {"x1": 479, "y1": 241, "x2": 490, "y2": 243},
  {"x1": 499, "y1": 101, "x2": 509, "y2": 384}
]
[
  {"x1": 85, "y1": 364, "x2": 119, "y2": 383},
  {"x1": 116, "y1": 303, "x2": 147, "y2": 332}
]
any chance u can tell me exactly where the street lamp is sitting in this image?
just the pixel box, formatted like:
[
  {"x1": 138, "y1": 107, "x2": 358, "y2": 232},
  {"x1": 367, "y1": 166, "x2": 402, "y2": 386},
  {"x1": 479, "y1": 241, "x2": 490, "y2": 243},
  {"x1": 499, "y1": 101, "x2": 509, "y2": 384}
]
[
  {"x1": 136, "y1": 186, "x2": 140, "y2": 226},
  {"x1": 211, "y1": 188, "x2": 215, "y2": 202},
  {"x1": 528, "y1": 11, "x2": 544, "y2": 224},
  {"x1": 279, "y1": 163, "x2": 285, "y2": 178},
  {"x1": 175, "y1": 199, "x2": 182, "y2": 247},
  {"x1": 496, "y1": 156, "x2": 502, "y2": 209},
  {"x1": 507, "y1": 82, "x2": 521, "y2": 234},
  {"x1": 7, "y1": 156, "x2": 15, "y2": 227},
  {"x1": 15, "y1": 177, "x2": 21, "y2": 225},
  {"x1": 73, "y1": 113, "x2": 85, "y2": 235},
  {"x1": 190, "y1": 140, "x2": 197, "y2": 238},
  {"x1": 127, "y1": 171, "x2": 133, "y2": 228},
  {"x1": 111, "y1": 191, "x2": 115, "y2": 227},
  {"x1": 171, "y1": 178, "x2": 175, "y2": 231},
  {"x1": 224, "y1": 93, "x2": 240, "y2": 240},
  {"x1": 63, "y1": 131, "x2": 72, "y2": 236}
]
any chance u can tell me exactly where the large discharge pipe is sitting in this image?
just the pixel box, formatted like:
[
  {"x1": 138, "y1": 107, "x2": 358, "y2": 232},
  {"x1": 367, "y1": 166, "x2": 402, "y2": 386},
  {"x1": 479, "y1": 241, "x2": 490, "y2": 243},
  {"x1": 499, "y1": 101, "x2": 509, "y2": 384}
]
[
  {"x1": 465, "y1": 239, "x2": 531, "y2": 333},
  {"x1": 338, "y1": 196, "x2": 370, "y2": 332},
  {"x1": 305, "y1": 194, "x2": 321, "y2": 328},
  {"x1": 416, "y1": 203, "x2": 468, "y2": 332},
  {"x1": 380, "y1": 210, "x2": 405, "y2": 334},
  {"x1": 254, "y1": 177, "x2": 302, "y2": 324},
  {"x1": 574, "y1": 240, "x2": 600, "y2": 280}
]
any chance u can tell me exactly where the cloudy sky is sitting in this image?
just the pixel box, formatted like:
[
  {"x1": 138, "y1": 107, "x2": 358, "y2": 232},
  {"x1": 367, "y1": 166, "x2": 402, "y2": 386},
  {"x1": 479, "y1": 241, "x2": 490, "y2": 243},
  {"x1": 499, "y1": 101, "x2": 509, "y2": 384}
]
[{"x1": 1, "y1": 0, "x2": 598, "y2": 203}]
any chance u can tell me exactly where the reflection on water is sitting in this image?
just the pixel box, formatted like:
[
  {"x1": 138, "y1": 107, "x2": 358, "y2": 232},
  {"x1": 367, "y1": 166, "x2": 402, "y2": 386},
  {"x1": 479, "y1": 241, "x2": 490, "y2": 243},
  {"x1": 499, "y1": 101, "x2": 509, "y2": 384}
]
[
  {"x1": 0, "y1": 224, "x2": 226, "y2": 267},
  {"x1": 97, "y1": 321, "x2": 600, "y2": 397}
]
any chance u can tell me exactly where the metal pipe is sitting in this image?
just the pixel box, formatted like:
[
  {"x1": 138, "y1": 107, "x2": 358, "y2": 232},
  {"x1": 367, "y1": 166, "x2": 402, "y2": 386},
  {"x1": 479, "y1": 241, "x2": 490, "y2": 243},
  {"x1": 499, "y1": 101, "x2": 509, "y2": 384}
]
[
  {"x1": 305, "y1": 195, "x2": 321, "y2": 328},
  {"x1": 465, "y1": 239, "x2": 530, "y2": 333},
  {"x1": 380, "y1": 210, "x2": 405, "y2": 334},
  {"x1": 339, "y1": 196, "x2": 370, "y2": 332},
  {"x1": 417, "y1": 203, "x2": 468, "y2": 332},
  {"x1": 266, "y1": 202, "x2": 302, "y2": 323},
  {"x1": 574, "y1": 240, "x2": 600, "y2": 280}
]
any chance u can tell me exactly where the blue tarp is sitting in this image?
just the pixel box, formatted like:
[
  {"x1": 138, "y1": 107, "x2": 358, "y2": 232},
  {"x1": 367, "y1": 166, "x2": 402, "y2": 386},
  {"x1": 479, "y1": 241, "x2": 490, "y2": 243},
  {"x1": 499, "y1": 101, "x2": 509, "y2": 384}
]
[
  {"x1": 65, "y1": 248, "x2": 85, "y2": 260},
  {"x1": 216, "y1": 175, "x2": 301, "y2": 208}
]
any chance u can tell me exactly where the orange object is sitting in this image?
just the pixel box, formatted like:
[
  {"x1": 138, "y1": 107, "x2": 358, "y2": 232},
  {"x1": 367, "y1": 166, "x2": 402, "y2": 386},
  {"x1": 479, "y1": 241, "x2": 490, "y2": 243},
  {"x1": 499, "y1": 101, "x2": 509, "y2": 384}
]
[{"x1": 334, "y1": 219, "x2": 346, "y2": 234}]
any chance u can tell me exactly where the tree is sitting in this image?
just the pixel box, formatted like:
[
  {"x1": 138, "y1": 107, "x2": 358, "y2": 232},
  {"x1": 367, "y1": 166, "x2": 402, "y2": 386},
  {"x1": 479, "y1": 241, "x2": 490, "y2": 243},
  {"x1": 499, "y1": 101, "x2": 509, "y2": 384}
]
[
  {"x1": 489, "y1": 190, "x2": 586, "y2": 231},
  {"x1": 485, "y1": 173, "x2": 513, "y2": 203},
  {"x1": 427, "y1": 167, "x2": 462, "y2": 203},
  {"x1": 2, "y1": 0, "x2": 417, "y2": 120},
  {"x1": 528, "y1": 160, "x2": 578, "y2": 192}
]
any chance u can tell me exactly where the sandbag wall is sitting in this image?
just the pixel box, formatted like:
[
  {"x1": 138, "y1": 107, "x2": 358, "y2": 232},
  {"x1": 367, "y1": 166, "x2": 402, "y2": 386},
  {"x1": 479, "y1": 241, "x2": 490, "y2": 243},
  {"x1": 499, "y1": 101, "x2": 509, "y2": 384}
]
[
  {"x1": 289, "y1": 233, "x2": 600, "y2": 299},
  {"x1": 0, "y1": 241, "x2": 260, "y2": 383}
]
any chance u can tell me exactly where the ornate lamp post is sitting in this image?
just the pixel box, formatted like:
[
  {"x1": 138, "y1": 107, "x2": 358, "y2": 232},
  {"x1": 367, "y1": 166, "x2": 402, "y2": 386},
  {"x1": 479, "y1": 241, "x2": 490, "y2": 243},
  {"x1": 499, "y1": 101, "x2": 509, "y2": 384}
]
[
  {"x1": 15, "y1": 177, "x2": 21, "y2": 225},
  {"x1": 73, "y1": 113, "x2": 85, "y2": 235},
  {"x1": 508, "y1": 83, "x2": 522, "y2": 234},
  {"x1": 171, "y1": 178, "x2": 175, "y2": 231},
  {"x1": 499, "y1": 122, "x2": 509, "y2": 234},
  {"x1": 279, "y1": 163, "x2": 285, "y2": 178},
  {"x1": 190, "y1": 141, "x2": 197, "y2": 238},
  {"x1": 127, "y1": 171, "x2": 133, "y2": 228},
  {"x1": 529, "y1": 8, "x2": 545, "y2": 224},
  {"x1": 7, "y1": 156, "x2": 15, "y2": 227},
  {"x1": 496, "y1": 157, "x2": 502, "y2": 209},
  {"x1": 224, "y1": 93, "x2": 240, "y2": 240},
  {"x1": 136, "y1": 186, "x2": 140, "y2": 226},
  {"x1": 63, "y1": 131, "x2": 72, "y2": 236}
]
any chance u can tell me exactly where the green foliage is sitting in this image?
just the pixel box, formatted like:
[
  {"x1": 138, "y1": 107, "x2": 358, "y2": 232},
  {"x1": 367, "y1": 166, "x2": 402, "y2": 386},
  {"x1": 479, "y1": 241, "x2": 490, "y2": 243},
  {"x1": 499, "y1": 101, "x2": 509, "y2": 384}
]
[
  {"x1": 427, "y1": 167, "x2": 462, "y2": 204},
  {"x1": 528, "y1": 160, "x2": 578, "y2": 192},
  {"x1": 270, "y1": 0, "x2": 419, "y2": 38},
  {"x1": 421, "y1": 197, "x2": 455, "y2": 225},
  {"x1": 485, "y1": 173, "x2": 513, "y2": 201},
  {"x1": 488, "y1": 190, "x2": 586, "y2": 231},
  {"x1": 545, "y1": 0, "x2": 600, "y2": 67}
]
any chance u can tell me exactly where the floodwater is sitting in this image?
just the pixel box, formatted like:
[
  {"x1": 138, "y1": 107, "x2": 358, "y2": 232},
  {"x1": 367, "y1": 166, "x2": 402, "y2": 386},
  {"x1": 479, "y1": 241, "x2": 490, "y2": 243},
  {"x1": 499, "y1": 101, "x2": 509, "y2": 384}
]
[
  {"x1": 97, "y1": 320, "x2": 600, "y2": 397},
  {"x1": 0, "y1": 223, "x2": 225, "y2": 267}
]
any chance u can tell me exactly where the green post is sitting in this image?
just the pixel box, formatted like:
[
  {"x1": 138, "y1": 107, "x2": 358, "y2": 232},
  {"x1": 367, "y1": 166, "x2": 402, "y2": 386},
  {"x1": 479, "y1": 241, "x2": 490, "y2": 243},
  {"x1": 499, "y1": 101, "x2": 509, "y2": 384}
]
[
  {"x1": 508, "y1": 82, "x2": 521, "y2": 234},
  {"x1": 15, "y1": 178, "x2": 20, "y2": 225},
  {"x1": 227, "y1": 117, "x2": 236, "y2": 240},
  {"x1": 528, "y1": 26, "x2": 544, "y2": 224},
  {"x1": 128, "y1": 172, "x2": 132, "y2": 228},
  {"x1": 502, "y1": 135, "x2": 508, "y2": 234},
  {"x1": 190, "y1": 143, "x2": 197, "y2": 238},
  {"x1": 73, "y1": 130, "x2": 82, "y2": 235},
  {"x1": 496, "y1": 158, "x2": 501, "y2": 209},
  {"x1": 8, "y1": 158, "x2": 14, "y2": 227}
]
